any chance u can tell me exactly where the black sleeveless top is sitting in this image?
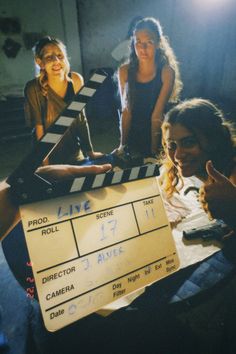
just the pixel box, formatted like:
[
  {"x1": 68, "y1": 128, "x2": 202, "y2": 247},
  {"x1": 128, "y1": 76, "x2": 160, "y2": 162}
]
[
  {"x1": 128, "y1": 67, "x2": 163, "y2": 156},
  {"x1": 24, "y1": 74, "x2": 93, "y2": 160},
  {"x1": 64, "y1": 77, "x2": 75, "y2": 103}
]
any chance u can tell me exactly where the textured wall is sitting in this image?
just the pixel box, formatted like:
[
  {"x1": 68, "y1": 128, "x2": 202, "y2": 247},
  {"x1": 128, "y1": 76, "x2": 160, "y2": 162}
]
[
  {"x1": 77, "y1": 0, "x2": 174, "y2": 77},
  {"x1": 0, "y1": 0, "x2": 81, "y2": 95}
]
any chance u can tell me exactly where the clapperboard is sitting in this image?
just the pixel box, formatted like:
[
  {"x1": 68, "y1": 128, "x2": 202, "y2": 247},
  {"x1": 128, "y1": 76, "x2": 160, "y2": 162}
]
[{"x1": 5, "y1": 70, "x2": 180, "y2": 331}]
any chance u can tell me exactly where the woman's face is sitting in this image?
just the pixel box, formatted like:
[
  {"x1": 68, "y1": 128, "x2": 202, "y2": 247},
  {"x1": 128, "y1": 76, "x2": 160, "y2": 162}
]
[
  {"x1": 164, "y1": 123, "x2": 209, "y2": 179},
  {"x1": 134, "y1": 30, "x2": 158, "y2": 62},
  {"x1": 37, "y1": 44, "x2": 68, "y2": 77}
]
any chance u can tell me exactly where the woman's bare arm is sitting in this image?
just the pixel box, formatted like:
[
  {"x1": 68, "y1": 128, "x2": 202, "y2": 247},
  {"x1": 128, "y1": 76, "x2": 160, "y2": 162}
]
[
  {"x1": 151, "y1": 65, "x2": 175, "y2": 155},
  {"x1": 117, "y1": 65, "x2": 132, "y2": 147}
]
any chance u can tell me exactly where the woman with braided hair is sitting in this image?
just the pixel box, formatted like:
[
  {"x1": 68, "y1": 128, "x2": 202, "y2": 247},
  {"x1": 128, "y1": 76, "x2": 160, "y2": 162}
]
[{"x1": 24, "y1": 36, "x2": 103, "y2": 163}]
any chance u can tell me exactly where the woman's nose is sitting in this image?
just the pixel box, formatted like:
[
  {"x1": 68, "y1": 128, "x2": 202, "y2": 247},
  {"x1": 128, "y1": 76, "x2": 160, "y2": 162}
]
[
  {"x1": 174, "y1": 145, "x2": 186, "y2": 160},
  {"x1": 140, "y1": 42, "x2": 148, "y2": 49},
  {"x1": 52, "y1": 54, "x2": 60, "y2": 62}
]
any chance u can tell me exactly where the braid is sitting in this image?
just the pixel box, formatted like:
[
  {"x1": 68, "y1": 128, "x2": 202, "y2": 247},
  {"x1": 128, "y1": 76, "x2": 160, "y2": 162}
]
[{"x1": 37, "y1": 67, "x2": 48, "y2": 97}]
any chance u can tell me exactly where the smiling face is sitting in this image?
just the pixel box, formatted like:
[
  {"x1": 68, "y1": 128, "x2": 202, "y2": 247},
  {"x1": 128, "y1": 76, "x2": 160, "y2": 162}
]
[
  {"x1": 164, "y1": 123, "x2": 209, "y2": 180},
  {"x1": 134, "y1": 29, "x2": 158, "y2": 62},
  {"x1": 36, "y1": 43, "x2": 69, "y2": 78}
]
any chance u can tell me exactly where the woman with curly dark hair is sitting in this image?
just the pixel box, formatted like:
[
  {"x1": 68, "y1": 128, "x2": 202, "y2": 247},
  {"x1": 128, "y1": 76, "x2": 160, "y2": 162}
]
[{"x1": 160, "y1": 98, "x2": 236, "y2": 226}]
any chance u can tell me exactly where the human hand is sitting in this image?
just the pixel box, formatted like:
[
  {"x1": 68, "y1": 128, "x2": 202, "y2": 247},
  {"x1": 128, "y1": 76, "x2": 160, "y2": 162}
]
[
  {"x1": 36, "y1": 163, "x2": 112, "y2": 181},
  {"x1": 143, "y1": 155, "x2": 159, "y2": 165},
  {"x1": 199, "y1": 160, "x2": 236, "y2": 227},
  {"x1": 1, "y1": 164, "x2": 112, "y2": 240},
  {"x1": 111, "y1": 145, "x2": 127, "y2": 156},
  {"x1": 87, "y1": 151, "x2": 105, "y2": 159}
]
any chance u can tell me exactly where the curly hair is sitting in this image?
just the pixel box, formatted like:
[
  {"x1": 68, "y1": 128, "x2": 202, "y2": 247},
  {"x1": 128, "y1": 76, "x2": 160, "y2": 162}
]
[
  {"x1": 33, "y1": 36, "x2": 70, "y2": 96},
  {"x1": 161, "y1": 98, "x2": 236, "y2": 197},
  {"x1": 123, "y1": 17, "x2": 182, "y2": 110}
]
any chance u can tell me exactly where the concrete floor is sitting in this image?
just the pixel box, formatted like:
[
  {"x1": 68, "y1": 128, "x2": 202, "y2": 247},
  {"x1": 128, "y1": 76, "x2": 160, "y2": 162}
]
[
  {"x1": 0, "y1": 118, "x2": 119, "y2": 181},
  {"x1": 0, "y1": 137, "x2": 31, "y2": 181}
]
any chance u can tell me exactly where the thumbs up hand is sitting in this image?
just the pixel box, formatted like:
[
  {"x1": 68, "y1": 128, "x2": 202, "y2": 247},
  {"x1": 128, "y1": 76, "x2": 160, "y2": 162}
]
[{"x1": 199, "y1": 160, "x2": 236, "y2": 228}]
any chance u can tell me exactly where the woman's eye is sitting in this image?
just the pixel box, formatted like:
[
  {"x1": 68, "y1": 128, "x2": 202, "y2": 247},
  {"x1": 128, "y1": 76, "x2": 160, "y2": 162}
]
[
  {"x1": 181, "y1": 137, "x2": 198, "y2": 148},
  {"x1": 44, "y1": 55, "x2": 53, "y2": 62},
  {"x1": 167, "y1": 142, "x2": 177, "y2": 151},
  {"x1": 135, "y1": 40, "x2": 155, "y2": 48}
]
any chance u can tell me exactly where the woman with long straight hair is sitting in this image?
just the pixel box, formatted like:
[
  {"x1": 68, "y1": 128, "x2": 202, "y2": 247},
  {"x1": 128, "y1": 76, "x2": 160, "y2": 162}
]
[{"x1": 115, "y1": 17, "x2": 183, "y2": 161}]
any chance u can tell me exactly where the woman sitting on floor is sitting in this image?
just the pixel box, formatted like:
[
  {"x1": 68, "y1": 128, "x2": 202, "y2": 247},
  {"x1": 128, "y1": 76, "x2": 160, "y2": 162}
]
[{"x1": 24, "y1": 36, "x2": 103, "y2": 163}]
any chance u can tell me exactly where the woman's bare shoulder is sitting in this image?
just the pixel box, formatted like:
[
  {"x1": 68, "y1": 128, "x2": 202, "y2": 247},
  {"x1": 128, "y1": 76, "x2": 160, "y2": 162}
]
[
  {"x1": 118, "y1": 64, "x2": 129, "y2": 81},
  {"x1": 161, "y1": 64, "x2": 175, "y2": 84},
  {"x1": 162, "y1": 64, "x2": 175, "y2": 76},
  {"x1": 71, "y1": 72, "x2": 84, "y2": 93}
]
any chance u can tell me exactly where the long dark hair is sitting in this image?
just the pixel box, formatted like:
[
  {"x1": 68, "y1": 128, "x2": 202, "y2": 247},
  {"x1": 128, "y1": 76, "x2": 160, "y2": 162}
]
[
  {"x1": 124, "y1": 17, "x2": 182, "y2": 110},
  {"x1": 161, "y1": 98, "x2": 236, "y2": 197}
]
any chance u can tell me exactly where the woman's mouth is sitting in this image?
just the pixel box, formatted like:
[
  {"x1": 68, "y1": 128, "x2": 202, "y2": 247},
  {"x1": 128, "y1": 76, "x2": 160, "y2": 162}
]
[
  {"x1": 178, "y1": 161, "x2": 191, "y2": 168},
  {"x1": 176, "y1": 160, "x2": 198, "y2": 177},
  {"x1": 52, "y1": 66, "x2": 62, "y2": 72}
]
